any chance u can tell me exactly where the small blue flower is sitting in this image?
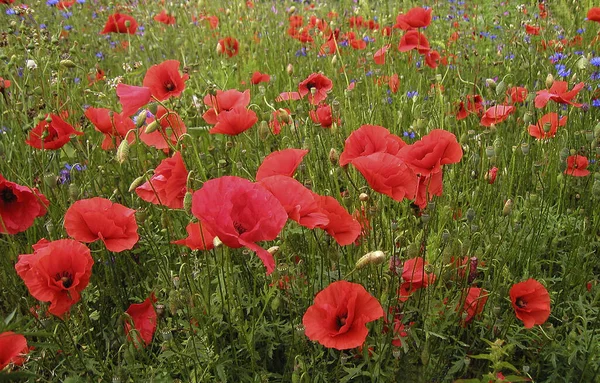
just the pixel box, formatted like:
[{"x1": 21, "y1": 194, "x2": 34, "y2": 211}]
[
  {"x1": 63, "y1": 25, "x2": 73, "y2": 31},
  {"x1": 592, "y1": 99, "x2": 600, "y2": 107},
  {"x1": 555, "y1": 64, "x2": 570, "y2": 78},
  {"x1": 6, "y1": 8, "x2": 15, "y2": 15},
  {"x1": 590, "y1": 57, "x2": 600, "y2": 67},
  {"x1": 47, "y1": 0, "x2": 59, "y2": 5},
  {"x1": 96, "y1": 52, "x2": 104, "y2": 59}
]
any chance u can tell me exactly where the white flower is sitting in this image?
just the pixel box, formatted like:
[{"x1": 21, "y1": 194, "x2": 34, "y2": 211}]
[{"x1": 26, "y1": 59, "x2": 37, "y2": 70}]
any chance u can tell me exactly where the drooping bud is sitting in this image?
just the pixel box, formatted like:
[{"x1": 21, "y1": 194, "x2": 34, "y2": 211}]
[
  {"x1": 135, "y1": 110, "x2": 147, "y2": 129},
  {"x1": 60, "y1": 59, "x2": 77, "y2": 69},
  {"x1": 545, "y1": 73, "x2": 554, "y2": 88},
  {"x1": 329, "y1": 148, "x2": 339, "y2": 165},
  {"x1": 116, "y1": 139, "x2": 130, "y2": 164},
  {"x1": 485, "y1": 78, "x2": 497, "y2": 89},
  {"x1": 355, "y1": 250, "x2": 386, "y2": 269},
  {"x1": 502, "y1": 199, "x2": 513, "y2": 216},
  {"x1": 267, "y1": 246, "x2": 280, "y2": 256},
  {"x1": 183, "y1": 191, "x2": 193, "y2": 213},
  {"x1": 495, "y1": 80, "x2": 506, "y2": 96},
  {"x1": 213, "y1": 236, "x2": 223, "y2": 248},
  {"x1": 286, "y1": 63, "x2": 294, "y2": 76},
  {"x1": 128, "y1": 174, "x2": 147, "y2": 192}
]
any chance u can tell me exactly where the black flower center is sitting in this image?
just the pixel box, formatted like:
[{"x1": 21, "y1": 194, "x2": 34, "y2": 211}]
[
  {"x1": 0, "y1": 188, "x2": 16, "y2": 203},
  {"x1": 306, "y1": 82, "x2": 316, "y2": 90},
  {"x1": 336, "y1": 314, "x2": 348, "y2": 329},
  {"x1": 55, "y1": 271, "x2": 73, "y2": 288},
  {"x1": 165, "y1": 82, "x2": 175, "y2": 91},
  {"x1": 233, "y1": 221, "x2": 247, "y2": 235},
  {"x1": 516, "y1": 298, "x2": 526, "y2": 308}
]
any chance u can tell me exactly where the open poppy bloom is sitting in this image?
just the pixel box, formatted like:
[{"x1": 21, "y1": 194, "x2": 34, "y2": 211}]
[
  {"x1": 172, "y1": 221, "x2": 216, "y2": 250},
  {"x1": 565, "y1": 155, "x2": 590, "y2": 177},
  {"x1": 251, "y1": 71, "x2": 270, "y2": 85},
  {"x1": 528, "y1": 113, "x2": 567, "y2": 139},
  {"x1": 191, "y1": 176, "x2": 288, "y2": 275},
  {"x1": 142, "y1": 60, "x2": 189, "y2": 102},
  {"x1": 154, "y1": 10, "x2": 176, "y2": 25},
  {"x1": 125, "y1": 293, "x2": 157, "y2": 348},
  {"x1": 26, "y1": 114, "x2": 83, "y2": 150},
  {"x1": 507, "y1": 87, "x2": 528, "y2": 104},
  {"x1": 373, "y1": 45, "x2": 391, "y2": 65},
  {"x1": 480, "y1": 105, "x2": 515, "y2": 127},
  {"x1": 397, "y1": 129, "x2": 463, "y2": 177},
  {"x1": 314, "y1": 195, "x2": 362, "y2": 246},
  {"x1": 587, "y1": 7, "x2": 600, "y2": 22},
  {"x1": 139, "y1": 106, "x2": 187, "y2": 150},
  {"x1": 534, "y1": 81, "x2": 584, "y2": 108},
  {"x1": 116, "y1": 84, "x2": 153, "y2": 117},
  {"x1": 0, "y1": 332, "x2": 29, "y2": 370},
  {"x1": 101, "y1": 13, "x2": 138, "y2": 34},
  {"x1": 351, "y1": 153, "x2": 417, "y2": 202},
  {"x1": 298, "y1": 73, "x2": 333, "y2": 105},
  {"x1": 394, "y1": 7, "x2": 432, "y2": 30},
  {"x1": 398, "y1": 257, "x2": 435, "y2": 301},
  {"x1": 16, "y1": 238, "x2": 94, "y2": 318},
  {"x1": 509, "y1": 279, "x2": 551, "y2": 328},
  {"x1": 302, "y1": 281, "x2": 384, "y2": 350},
  {"x1": 269, "y1": 108, "x2": 291, "y2": 134},
  {"x1": 255, "y1": 148, "x2": 309, "y2": 181},
  {"x1": 309, "y1": 104, "x2": 338, "y2": 128},
  {"x1": 458, "y1": 287, "x2": 488, "y2": 325},
  {"x1": 202, "y1": 89, "x2": 251, "y2": 125},
  {"x1": 398, "y1": 30, "x2": 430, "y2": 54},
  {"x1": 0, "y1": 77, "x2": 11, "y2": 90},
  {"x1": 339, "y1": 124, "x2": 406, "y2": 166},
  {"x1": 136, "y1": 151, "x2": 189, "y2": 209},
  {"x1": 64, "y1": 197, "x2": 139, "y2": 252},
  {"x1": 0, "y1": 174, "x2": 49, "y2": 235},
  {"x1": 85, "y1": 107, "x2": 136, "y2": 150},
  {"x1": 525, "y1": 25, "x2": 541, "y2": 35},
  {"x1": 209, "y1": 106, "x2": 258, "y2": 136},
  {"x1": 217, "y1": 37, "x2": 239, "y2": 57}
]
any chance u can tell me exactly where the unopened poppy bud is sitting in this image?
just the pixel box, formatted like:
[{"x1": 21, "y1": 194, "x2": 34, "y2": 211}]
[
  {"x1": 43, "y1": 173, "x2": 58, "y2": 188},
  {"x1": 577, "y1": 56, "x2": 588, "y2": 70},
  {"x1": 278, "y1": 108, "x2": 291, "y2": 123},
  {"x1": 288, "y1": 6, "x2": 296, "y2": 15},
  {"x1": 128, "y1": 174, "x2": 147, "y2": 192},
  {"x1": 183, "y1": 191, "x2": 192, "y2": 213},
  {"x1": 216, "y1": 42, "x2": 224, "y2": 55},
  {"x1": 329, "y1": 148, "x2": 339, "y2": 165},
  {"x1": 545, "y1": 73, "x2": 554, "y2": 88},
  {"x1": 331, "y1": 55, "x2": 337, "y2": 65},
  {"x1": 355, "y1": 250, "x2": 386, "y2": 269},
  {"x1": 116, "y1": 140, "x2": 130, "y2": 163},
  {"x1": 135, "y1": 110, "x2": 147, "y2": 129},
  {"x1": 485, "y1": 78, "x2": 497, "y2": 89},
  {"x1": 213, "y1": 236, "x2": 223, "y2": 248},
  {"x1": 60, "y1": 59, "x2": 76, "y2": 69},
  {"x1": 359, "y1": 193, "x2": 369, "y2": 202},
  {"x1": 135, "y1": 209, "x2": 147, "y2": 222},
  {"x1": 267, "y1": 246, "x2": 280, "y2": 256},
  {"x1": 68, "y1": 183, "x2": 79, "y2": 200},
  {"x1": 258, "y1": 120, "x2": 270, "y2": 141},
  {"x1": 286, "y1": 63, "x2": 293, "y2": 75},
  {"x1": 495, "y1": 80, "x2": 506, "y2": 96},
  {"x1": 559, "y1": 147, "x2": 570, "y2": 161},
  {"x1": 503, "y1": 199, "x2": 513, "y2": 216}
]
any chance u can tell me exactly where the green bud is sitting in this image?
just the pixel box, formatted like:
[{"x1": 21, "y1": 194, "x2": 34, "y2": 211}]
[{"x1": 60, "y1": 59, "x2": 77, "y2": 69}]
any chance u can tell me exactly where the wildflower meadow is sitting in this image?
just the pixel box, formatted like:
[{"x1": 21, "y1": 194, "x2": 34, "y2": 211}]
[{"x1": 1, "y1": 0, "x2": 599, "y2": 381}]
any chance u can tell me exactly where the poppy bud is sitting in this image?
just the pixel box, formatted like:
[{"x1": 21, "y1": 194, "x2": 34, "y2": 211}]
[
  {"x1": 495, "y1": 80, "x2": 506, "y2": 96},
  {"x1": 182, "y1": 191, "x2": 193, "y2": 213},
  {"x1": 329, "y1": 148, "x2": 339, "y2": 165},
  {"x1": 68, "y1": 183, "x2": 79, "y2": 200},
  {"x1": 576, "y1": 56, "x2": 588, "y2": 70},
  {"x1": 485, "y1": 78, "x2": 497, "y2": 89},
  {"x1": 216, "y1": 42, "x2": 224, "y2": 55},
  {"x1": 258, "y1": 120, "x2": 270, "y2": 141},
  {"x1": 60, "y1": 59, "x2": 77, "y2": 69},
  {"x1": 355, "y1": 250, "x2": 386, "y2": 269},
  {"x1": 267, "y1": 246, "x2": 280, "y2": 256},
  {"x1": 523, "y1": 112, "x2": 533, "y2": 124},
  {"x1": 135, "y1": 110, "x2": 147, "y2": 129},
  {"x1": 286, "y1": 63, "x2": 294, "y2": 76},
  {"x1": 359, "y1": 193, "x2": 369, "y2": 202},
  {"x1": 288, "y1": 6, "x2": 296, "y2": 15},
  {"x1": 213, "y1": 236, "x2": 223, "y2": 248},
  {"x1": 559, "y1": 147, "x2": 569, "y2": 161},
  {"x1": 44, "y1": 173, "x2": 58, "y2": 188},
  {"x1": 116, "y1": 139, "x2": 130, "y2": 164},
  {"x1": 331, "y1": 55, "x2": 337, "y2": 66},
  {"x1": 128, "y1": 174, "x2": 147, "y2": 192},
  {"x1": 503, "y1": 199, "x2": 513, "y2": 216},
  {"x1": 545, "y1": 73, "x2": 554, "y2": 88}
]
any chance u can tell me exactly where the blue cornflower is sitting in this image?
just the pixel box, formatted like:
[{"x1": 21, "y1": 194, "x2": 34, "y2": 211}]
[
  {"x1": 591, "y1": 72, "x2": 600, "y2": 81},
  {"x1": 96, "y1": 52, "x2": 104, "y2": 59},
  {"x1": 47, "y1": 0, "x2": 59, "y2": 5},
  {"x1": 549, "y1": 52, "x2": 566, "y2": 63},
  {"x1": 61, "y1": 11, "x2": 72, "y2": 19},
  {"x1": 555, "y1": 64, "x2": 570, "y2": 78},
  {"x1": 6, "y1": 8, "x2": 15, "y2": 15},
  {"x1": 590, "y1": 57, "x2": 600, "y2": 67},
  {"x1": 592, "y1": 99, "x2": 600, "y2": 107},
  {"x1": 407, "y1": 91, "x2": 418, "y2": 99},
  {"x1": 64, "y1": 25, "x2": 73, "y2": 31},
  {"x1": 295, "y1": 47, "x2": 307, "y2": 57}
]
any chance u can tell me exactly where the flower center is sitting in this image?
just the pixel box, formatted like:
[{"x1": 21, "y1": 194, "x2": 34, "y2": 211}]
[
  {"x1": 55, "y1": 271, "x2": 73, "y2": 288},
  {"x1": 306, "y1": 82, "x2": 316, "y2": 91},
  {"x1": 165, "y1": 82, "x2": 175, "y2": 91},
  {"x1": 233, "y1": 221, "x2": 247, "y2": 235},
  {"x1": 516, "y1": 298, "x2": 526, "y2": 308},
  {"x1": 0, "y1": 187, "x2": 16, "y2": 203},
  {"x1": 336, "y1": 314, "x2": 348, "y2": 329}
]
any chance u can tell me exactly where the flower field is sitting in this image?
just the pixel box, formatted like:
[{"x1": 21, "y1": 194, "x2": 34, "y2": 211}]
[{"x1": 0, "y1": 0, "x2": 599, "y2": 381}]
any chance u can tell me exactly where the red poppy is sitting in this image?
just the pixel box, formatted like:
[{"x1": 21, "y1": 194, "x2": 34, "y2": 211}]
[
  {"x1": 394, "y1": 7, "x2": 432, "y2": 30},
  {"x1": 269, "y1": 108, "x2": 291, "y2": 134},
  {"x1": 251, "y1": 71, "x2": 270, "y2": 85},
  {"x1": 507, "y1": 86, "x2": 528, "y2": 104},
  {"x1": 101, "y1": 13, "x2": 138, "y2": 34},
  {"x1": 275, "y1": 91, "x2": 302, "y2": 102},
  {"x1": 0, "y1": 332, "x2": 28, "y2": 371},
  {"x1": 26, "y1": 113, "x2": 83, "y2": 150},
  {"x1": 136, "y1": 152, "x2": 188, "y2": 209},
  {"x1": 525, "y1": 25, "x2": 541, "y2": 35},
  {"x1": 302, "y1": 281, "x2": 384, "y2": 350},
  {"x1": 398, "y1": 30, "x2": 430, "y2": 54},
  {"x1": 309, "y1": 104, "x2": 338, "y2": 128},
  {"x1": 142, "y1": 60, "x2": 189, "y2": 102},
  {"x1": 480, "y1": 105, "x2": 515, "y2": 127},
  {"x1": 339, "y1": 124, "x2": 406, "y2": 166},
  {"x1": 196, "y1": 14, "x2": 219, "y2": 29},
  {"x1": 125, "y1": 293, "x2": 157, "y2": 348},
  {"x1": 351, "y1": 153, "x2": 417, "y2": 202},
  {"x1": 414, "y1": 171, "x2": 444, "y2": 209},
  {"x1": 0, "y1": 77, "x2": 11, "y2": 90},
  {"x1": 255, "y1": 148, "x2": 309, "y2": 181},
  {"x1": 509, "y1": 279, "x2": 551, "y2": 328},
  {"x1": 486, "y1": 167, "x2": 499, "y2": 184},
  {"x1": 64, "y1": 197, "x2": 139, "y2": 252},
  {"x1": 398, "y1": 257, "x2": 435, "y2": 301},
  {"x1": 314, "y1": 195, "x2": 361, "y2": 246},
  {"x1": 139, "y1": 106, "x2": 186, "y2": 150},
  {"x1": 57, "y1": 0, "x2": 75, "y2": 9},
  {"x1": 85, "y1": 108, "x2": 136, "y2": 150},
  {"x1": 424, "y1": 50, "x2": 441, "y2": 68},
  {"x1": 289, "y1": 15, "x2": 303, "y2": 27},
  {"x1": 298, "y1": 73, "x2": 333, "y2": 105},
  {"x1": 534, "y1": 81, "x2": 584, "y2": 108},
  {"x1": 0, "y1": 174, "x2": 48, "y2": 235},
  {"x1": 258, "y1": 175, "x2": 329, "y2": 229},
  {"x1": 389, "y1": 74, "x2": 400, "y2": 93},
  {"x1": 202, "y1": 89, "x2": 250, "y2": 125},
  {"x1": 374, "y1": 45, "x2": 391, "y2": 65},
  {"x1": 587, "y1": 7, "x2": 600, "y2": 22},
  {"x1": 209, "y1": 106, "x2": 257, "y2": 136},
  {"x1": 459, "y1": 287, "x2": 488, "y2": 325},
  {"x1": 397, "y1": 129, "x2": 463, "y2": 177},
  {"x1": 116, "y1": 84, "x2": 152, "y2": 117},
  {"x1": 15, "y1": 238, "x2": 93, "y2": 318},
  {"x1": 217, "y1": 37, "x2": 239, "y2": 57},
  {"x1": 565, "y1": 155, "x2": 590, "y2": 177},
  {"x1": 191, "y1": 176, "x2": 288, "y2": 275},
  {"x1": 0, "y1": 0, "x2": 14, "y2": 4},
  {"x1": 172, "y1": 221, "x2": 216, "y2": 250},
  {"x1": 154, "y1": 10, "x2": 176, "y2": 25},
  {"x1": 528, "y1": 113, "x2": 567, "y2": 139}
]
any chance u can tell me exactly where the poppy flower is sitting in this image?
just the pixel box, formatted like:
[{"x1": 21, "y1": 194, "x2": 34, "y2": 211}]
[
  {"x1": 394, "y1": 7, "x2": 432, "y2": 30},
  {"x1": 314, "y1": 195, "x2": 362, "y2": 246},
  {"x1": 389, "y1": 74, "x2": 400, "y2": 93},
  {"x1": 0, "y1": 0, "x2": 15, "y2": 4},
  {"x1": 509, "y1": 279, "x2": 551, "y2": 328},
  {"x1": 480, "y1": 105, "x2": 515, "y2": 127},
  {"x1": 202, "y1": 89, "x2": 251, "y2": 125},
  {"x1": 534, "y1": 81, "x2": 584, "y2": 108},
  {"x1": 0, "y1": 174, "x2": 49, "y2": 235},
  {"x1": 459, "y1": 287, "x2": 488, "y2": 325},
  {"x1": 64, "y1": 197, "x2": 139, "y2": 252},
  {"x1": 15, "y1": 238, "x2": 94, "y2": 318},
  {"x1": 255, "y1": 148, "x2": 309, "y2": 181},
  {"x1": 125, "y1": 293, "x2": 157, "y2": 348},
  {"x1": 258, "y1": 175, "x2": 329, "y2": 229},
  {"x1": 507, "y1": 86, "x2": 528, "y2": 104},
  {"x1": 269, "y1": 108, "x2": 291, "y2": 134},
  {"x1": 57, "y1": 0, "x2": 75, "y2": 9},
  {"x1": 587, "y1": 7, "x2": 600, "y2": 22},
  {"x1": 116, "y1": 84, "x2": 152, "y2": 117},
  {"x1": 275, "y1": 91, "x2": 302, "y2": 102},
  {"x1": 217, "y1": 37, "x2": 239, "y2": 57},
  {"x1": 142, "y1": 60, "x2": 189, "y2": 102},
  {"x1": 0, "y1": 332, "x2": 28, "y2": 370},
  {"x1": 351, "y1": 153, "x2": 417, "y2": 202},
  {"x1": 191, "y1": 176, "x2": 288, "y2": 275},
  {"x1": 525, "y1": 25, "x2": 541, "y2": 35},
  {"x1": 196, "y1": 14, "x2": 219, "y2": 29},
  {"x1": 486, "y1": 167, "x2": 499, "y2": 184},
  {"x1": 373, "y1": 45, "x2": 391, "y2": 65},
  {"x1": 139, "y1": 106, "x2": 186, "y2": 150},
  {"x1": 339, "y1": 124, "x2": 406, "y2": 166},
  {"x1": 528, "y1": 113, "x2": 567, "y2": 139},
  {"x1": 136, "y1": 151, "x2": 188, "y2": 209},
  {"x1": 0, "y1": 77, "x2": 11, "y2": 90},
  {"x1": 101, "y1": 13, "x2": 138, "y2": 34},
  {"x1": 398, "y1": 30, "x2": 430, "y2": 54},
  {"x1": 298, "y1": 73, "x2": 333, "y2": 105},
  {"x1": 172, "y1": 221, "x2": 216, "y2": 250},
  {"x1": 565, "y1": 155, "x2": 590, "y2": 177},
  {"x1": 424, "y1": 50, "x2": 441, "y2": 68},
  {"x1": 398, "y1": 257, "x2": 435, "y2": 301},
  {"x1": 154, "y1": 10, "x2": 176, "y2": 25},
  {"x1": 26, "y1": 113, "x2": 83, "y2": 150},
  {"x1": 85, "y1": 108, "x2": 136, "y2": 150},
  {"x1": 302, "y1": 280, "x2": 384, "y2": 350},
  {"x1": 209, "y1": 106, "x2": 258, "y2": 136},
  {"x1": 251, "y1": 71, "x2": 270, "y2": 85},
  {"x1": 414, "y1": 171, "x2": 444, "y2": 209},
  {"x1": 309, "y1": 104, "x2": 338, "y2": 128},
  {"x1": 397, "y1": 129, "x2": 463, "y2": 177}
]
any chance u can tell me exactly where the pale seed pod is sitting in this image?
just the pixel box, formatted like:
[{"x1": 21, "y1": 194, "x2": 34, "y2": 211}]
[
  {"x1": 355, "y1": 250, "x2": 386, "y2": 269},
  {"x1": 286, "y1": 63, "x2": 293, "y2": 76}
]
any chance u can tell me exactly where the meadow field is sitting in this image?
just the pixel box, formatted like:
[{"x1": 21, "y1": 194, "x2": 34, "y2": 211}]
[{"x1": 0, "y1": 0, "x2": 599, "y2": 381}]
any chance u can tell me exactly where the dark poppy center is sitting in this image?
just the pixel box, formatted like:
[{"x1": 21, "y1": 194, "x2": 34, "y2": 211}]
[
  {"x1": 516, "y1": 298, "x2": 526, "y2": 308},
  {"x1": 233, "y1": 221, "x2": 247, "y2": 235},
  {"x1": 336, "y1": 314, "x2": 348, "y2": 329},
  {"x1": 0, "y1": 187, "x2": 16, "y2": 203},
  {"x1": 165, "y1": 82, "x2": 175, "y2": 92},
  {"x1": 55, "y1": 271, "x2": 74, "y2": 288},
  {"x1": 306, "y1": 82, "x2": 316, "y2": 90}
]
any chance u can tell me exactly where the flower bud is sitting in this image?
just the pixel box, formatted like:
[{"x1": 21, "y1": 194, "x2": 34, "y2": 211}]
[
  {"x1": 329, "y1": 148, "x2": 339, "y2": 165},
  {"x1": 135, "y1": 110, "x2": 147, "y2": 129},
  {"x1": 502, "y1": 199, "x2": 513, "y2": 216},
  {"x1": 116, "y1": 139, "x2": 130, "y2": 164},
  {"x1": 60, "y1": 59, "x2": 77, "y2": 69},
  {"x1": 545, "y1": 73, "x2": 554, "y2": 88},
  {"x1": 213, "y1": 236, "x2": 223, "y2": 248},
  {"x1": 267, "y1": 246, "x2": 280, "y2": 256},
  {"x1": 495, "y1": 80, "x2": 506, "y2": 96},
  {"x1": 485, "y1": 78, "x2": 497, "y2": 89},
  {"x1": 359, "y1": 193, "x2": 369, "y2": 202},
  {"x1": 258, "y1": 120, "x2": 270, "y2": 141},
  {"x1": 355, "y1": 250, "x2": 386, "y2": 269},
  {"x1": 183, "y1": 191, "x2": 193, "y2": 213},
  {"x1": 286, "y1": 63, "x2": 293, "y2": 76},
  {"x1": 128, "y1": 174, "x2": 147, "y2": 192}
]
